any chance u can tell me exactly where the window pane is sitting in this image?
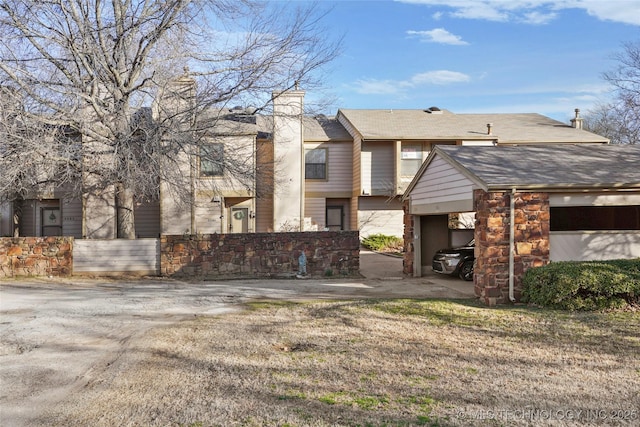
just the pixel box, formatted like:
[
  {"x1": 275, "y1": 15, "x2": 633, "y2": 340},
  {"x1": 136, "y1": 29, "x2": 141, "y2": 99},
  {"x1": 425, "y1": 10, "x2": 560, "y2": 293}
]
[
  {"x1": 401, "y1": 145, "x2": 422, "y2": 176},
  {"x1": 201, "y1": 144, "x2": 223, "y2": 176},
  {"x1": 305, "y1": 148, "x2": 326, "y2": 179}
]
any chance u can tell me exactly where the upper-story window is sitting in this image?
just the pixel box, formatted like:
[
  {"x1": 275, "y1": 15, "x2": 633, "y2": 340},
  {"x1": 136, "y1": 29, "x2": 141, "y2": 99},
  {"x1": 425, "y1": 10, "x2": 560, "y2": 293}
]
[
  {"x1": 401, "y1": 145, "x2": 422, "y2": 177},
  {"x1": 305, "y1": 148, "x2": 327, "y2": 180},
  {"x1": 200, "y1": 143, "x2": 224, "y2": 177}
]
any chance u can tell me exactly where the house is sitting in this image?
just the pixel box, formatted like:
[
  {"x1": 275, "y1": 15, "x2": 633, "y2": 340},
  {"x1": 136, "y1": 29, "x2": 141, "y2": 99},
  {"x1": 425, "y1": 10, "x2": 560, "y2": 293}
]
[
  {"x1": 402, "y1": 144, "x2": 640, "y2": 305},
  {"x1": 0, "y1": 82, "x2": 611, "y2": 241}
]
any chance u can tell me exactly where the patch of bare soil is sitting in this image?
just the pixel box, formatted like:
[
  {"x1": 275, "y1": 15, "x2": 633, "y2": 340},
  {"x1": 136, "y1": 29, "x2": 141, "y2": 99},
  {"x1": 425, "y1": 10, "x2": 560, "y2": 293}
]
[{"x1": 36, "y1": 300, "x2": 640, "y2": 426}]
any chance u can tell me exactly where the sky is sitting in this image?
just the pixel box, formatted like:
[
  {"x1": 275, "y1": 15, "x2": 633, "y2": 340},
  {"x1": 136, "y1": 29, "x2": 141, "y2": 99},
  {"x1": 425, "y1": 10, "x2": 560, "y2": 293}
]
[{"x1": 305, "y1": 0, "x2": 640, "y2": 123}]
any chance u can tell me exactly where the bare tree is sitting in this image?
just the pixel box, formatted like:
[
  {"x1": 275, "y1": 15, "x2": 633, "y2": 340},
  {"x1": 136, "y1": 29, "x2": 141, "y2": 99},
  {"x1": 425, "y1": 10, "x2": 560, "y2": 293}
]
[
  {"x1": 586, "y1": 40, "x2": 640, "y2": 144},
  {"x1": 0, "y1": 0, "x2": 340, "y2": 237}
]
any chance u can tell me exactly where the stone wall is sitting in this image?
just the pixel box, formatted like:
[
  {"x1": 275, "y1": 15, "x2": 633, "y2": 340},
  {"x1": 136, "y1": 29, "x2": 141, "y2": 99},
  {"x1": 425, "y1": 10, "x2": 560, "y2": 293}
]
[
  {"x1": 402, "y1": 200, "x2": 414, "y2": 275},
  {"x1": 474, "y1": 190, "x2": 550, "y2": 305},
  {"x1": 161, "y1": 231, "x2": 360, "y2": 278},
  {"x1": 0, "y1": 237, "x2": 73, "y2": 278}
]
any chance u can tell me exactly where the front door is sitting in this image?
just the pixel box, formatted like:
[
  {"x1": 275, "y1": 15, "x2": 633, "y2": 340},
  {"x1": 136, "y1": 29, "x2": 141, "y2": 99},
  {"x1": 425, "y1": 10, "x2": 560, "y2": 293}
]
[
  {"x1": 326, "y1": 206, "x2": 343, "y2": 231},
  {"x1": 42, "y1": 207, "x2": 62, "y2": 236},
  {"x1": 231, "y1": 207, "x2": 249, "y2": 233}
]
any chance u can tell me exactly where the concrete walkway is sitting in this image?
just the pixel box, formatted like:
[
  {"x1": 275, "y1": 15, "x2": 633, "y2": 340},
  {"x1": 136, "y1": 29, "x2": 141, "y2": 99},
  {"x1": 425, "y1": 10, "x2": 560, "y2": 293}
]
[
  {"x1": 0, "y1": 250, "x2": 476, "y2": 427},
  {"x1": 359, "y1": 248, "x2": 476, "y2": 299}
]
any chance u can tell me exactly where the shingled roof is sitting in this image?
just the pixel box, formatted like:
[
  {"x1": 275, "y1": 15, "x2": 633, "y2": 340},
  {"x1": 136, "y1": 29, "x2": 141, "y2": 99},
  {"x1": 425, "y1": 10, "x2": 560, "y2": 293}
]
[
  {"x1": 414, "y1": 144, "x2": 640, "y2": 193},
  {"x1": 337, "y1": 109, "x2": 609, "y2": 144}
]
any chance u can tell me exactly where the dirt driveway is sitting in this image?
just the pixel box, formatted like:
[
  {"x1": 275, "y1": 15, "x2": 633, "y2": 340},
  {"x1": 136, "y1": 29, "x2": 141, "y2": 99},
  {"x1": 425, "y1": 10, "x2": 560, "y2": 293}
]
[{"x1": 0, "y1": 265, "x2": 474, "y2": 427}]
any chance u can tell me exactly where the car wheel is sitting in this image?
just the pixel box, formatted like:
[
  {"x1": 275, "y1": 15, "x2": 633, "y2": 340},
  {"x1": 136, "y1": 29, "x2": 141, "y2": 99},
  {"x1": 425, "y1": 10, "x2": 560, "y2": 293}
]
[{"x1": 458, "y1": 261, "x2": 473, "y2": 281}]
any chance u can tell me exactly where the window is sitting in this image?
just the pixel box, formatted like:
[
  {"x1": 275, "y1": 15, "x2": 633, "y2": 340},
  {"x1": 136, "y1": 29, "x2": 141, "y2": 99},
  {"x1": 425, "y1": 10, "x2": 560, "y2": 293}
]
[
  {"x1": 401, "y1": 145, "x2": 422, "y2": 177},
  {"x1": 200, "y1": 143, "x2": 224, "y2": 177},
  {"x1": 551, "y1": 206, "x2": 640, "y2": 231},
  {"x1": 305, "y1": 148, "x2": 327, "y2": 180}
]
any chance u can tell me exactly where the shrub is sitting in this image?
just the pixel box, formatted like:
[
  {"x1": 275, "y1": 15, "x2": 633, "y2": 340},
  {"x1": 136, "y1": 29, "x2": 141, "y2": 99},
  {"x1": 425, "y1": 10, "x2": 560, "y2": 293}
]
[
  {"x1": 361, "y1": 234, "x2": 403, "y2": 253},
  {"x1": 522, "y1": 259, "x2": 640, "y2": 311}
]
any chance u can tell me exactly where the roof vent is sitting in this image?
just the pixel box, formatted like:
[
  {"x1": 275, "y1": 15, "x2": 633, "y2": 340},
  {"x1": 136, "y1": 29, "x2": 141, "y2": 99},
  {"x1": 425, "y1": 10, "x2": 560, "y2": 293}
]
[
  {"x1": 425, "y1": 106, "x2": 442, "y2": 114},
  {"x1": 570, "y1": 108, "x2": 584, "y2": 129}
]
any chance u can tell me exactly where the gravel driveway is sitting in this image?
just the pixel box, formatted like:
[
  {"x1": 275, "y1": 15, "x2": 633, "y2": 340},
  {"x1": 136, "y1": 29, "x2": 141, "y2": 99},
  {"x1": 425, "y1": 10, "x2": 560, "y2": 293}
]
[{"x1": 0, "y1": 273, "x2": 473, "y2": 427}]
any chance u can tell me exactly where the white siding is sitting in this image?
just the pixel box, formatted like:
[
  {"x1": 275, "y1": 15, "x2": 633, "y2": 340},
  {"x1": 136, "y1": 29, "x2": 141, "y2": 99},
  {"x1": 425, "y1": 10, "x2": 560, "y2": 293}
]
[
  {"x1": 409, "y1": 155, "x2": 474, "y2": 214},
  {"x1": 361, "y1": 142, "x2": 394, "y2": 196},
  {"x1": 358, "y1": 196, "x2": 404, "y2": 238},
  {"x1": 550, "y1": 231, "x2": 640, "y2": 261},
  {"x1": 74, "y1": 238, "x2": 160, "y2": 275},
  {"x1": 550, "y1": 193, "x2": 640, "y2": 207},
  {"x1": 461, "y1": 140, "x2": 495, "y2": 146}
]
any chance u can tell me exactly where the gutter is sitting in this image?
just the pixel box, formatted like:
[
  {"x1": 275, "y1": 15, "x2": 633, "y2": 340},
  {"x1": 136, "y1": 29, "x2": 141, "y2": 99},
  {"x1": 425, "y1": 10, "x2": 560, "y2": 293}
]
[{"x1": 509, "y1": 188, "x2": 516, "y2": 302}]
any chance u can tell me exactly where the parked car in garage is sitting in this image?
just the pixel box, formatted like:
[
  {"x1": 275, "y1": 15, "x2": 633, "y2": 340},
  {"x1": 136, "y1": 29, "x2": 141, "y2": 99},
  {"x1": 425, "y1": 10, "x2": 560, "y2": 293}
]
[{"x1": 432, "y1": 239, "x2": 475, "y2": 281}]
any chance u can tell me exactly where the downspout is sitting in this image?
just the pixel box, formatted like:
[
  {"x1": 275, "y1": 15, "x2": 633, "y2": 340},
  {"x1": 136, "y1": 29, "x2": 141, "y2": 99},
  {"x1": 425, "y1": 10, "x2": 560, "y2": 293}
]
[
  {"x1": 509, "y1": 188, "x2": 516, "y2": 302},
  {"x1": 300, "y1": 112, "x2": 305, "y2": 231}
]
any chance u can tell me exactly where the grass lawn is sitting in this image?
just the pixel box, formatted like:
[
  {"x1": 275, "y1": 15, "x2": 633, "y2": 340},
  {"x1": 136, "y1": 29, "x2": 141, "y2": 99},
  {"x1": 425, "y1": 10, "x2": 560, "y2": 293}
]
[{"x1": 40, "y1": 299, "x2": 639, "y2": 426}]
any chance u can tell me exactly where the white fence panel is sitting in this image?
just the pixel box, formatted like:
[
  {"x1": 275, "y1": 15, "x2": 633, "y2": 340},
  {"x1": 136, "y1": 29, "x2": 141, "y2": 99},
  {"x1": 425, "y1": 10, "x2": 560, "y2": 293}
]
[{"x1": 74, "y1": 238, "x2": 160, "y2": 275}]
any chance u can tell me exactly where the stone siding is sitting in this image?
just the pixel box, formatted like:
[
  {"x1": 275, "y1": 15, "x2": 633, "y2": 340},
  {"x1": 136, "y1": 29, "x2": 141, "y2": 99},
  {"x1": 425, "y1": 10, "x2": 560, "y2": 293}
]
[
  {"x1": 0, "y1": 237, "x2": 73, "y2": 278},
  {"x1": 402, "y1": 200, "x2": 414, "y2": 275},
  {"x1": 474, "y1": 190, "x2": 550, "y2": 305},
  {"x1": 161, "y1": 231, "x2": 360, "y2": 278}
]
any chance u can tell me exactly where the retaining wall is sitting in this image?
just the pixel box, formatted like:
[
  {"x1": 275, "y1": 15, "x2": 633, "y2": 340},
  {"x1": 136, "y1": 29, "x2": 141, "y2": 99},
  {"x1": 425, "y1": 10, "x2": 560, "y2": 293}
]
[
  {"x1": 161, "y1": 231, "x2": 360, "y2": 278},
  {"x1": 0, "y1": 237, "x2": 73, "y2": 278}
]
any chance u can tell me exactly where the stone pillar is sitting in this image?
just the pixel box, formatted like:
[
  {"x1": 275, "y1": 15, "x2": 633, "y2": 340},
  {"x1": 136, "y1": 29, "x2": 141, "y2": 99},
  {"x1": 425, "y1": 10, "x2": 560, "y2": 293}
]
[
  {"x1": 402, "y1": 199, "x2": 414, "y2": 276},
  {"x1": 474, "y1": 189, "x2": 550, "y2": 305}
]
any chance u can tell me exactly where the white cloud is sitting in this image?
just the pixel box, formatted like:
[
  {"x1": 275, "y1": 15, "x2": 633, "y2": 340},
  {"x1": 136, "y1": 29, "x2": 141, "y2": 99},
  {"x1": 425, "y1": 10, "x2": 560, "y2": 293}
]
[
  {"x1": 396, "y1": 0, "x2": 640, "y2": 26},
  {"x1": 409, "y1": 70, "x2": 471, "y2": 85},
  {"x1": 354, "y1": 70, "x2": 471, "y2": 95},
  {"x1": 406, "y1": 28, "x2": 469, "y2": 45}
]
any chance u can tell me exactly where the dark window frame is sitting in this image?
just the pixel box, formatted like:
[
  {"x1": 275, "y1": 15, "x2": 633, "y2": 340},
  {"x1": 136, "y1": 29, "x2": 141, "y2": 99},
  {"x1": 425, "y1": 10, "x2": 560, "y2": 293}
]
[
  {"x1": 305, "y1": 148, "x2": 327, "y2": 180},
  {"x1": 200, "y1": 143, "x2": 224, "y2": 177}
]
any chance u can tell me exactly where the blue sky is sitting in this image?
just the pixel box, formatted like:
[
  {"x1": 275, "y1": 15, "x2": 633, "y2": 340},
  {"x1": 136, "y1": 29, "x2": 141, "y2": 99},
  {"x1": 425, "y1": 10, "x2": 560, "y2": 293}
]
[{"x1": 307, "y1": 0, "x2": 640, "y2": 123}]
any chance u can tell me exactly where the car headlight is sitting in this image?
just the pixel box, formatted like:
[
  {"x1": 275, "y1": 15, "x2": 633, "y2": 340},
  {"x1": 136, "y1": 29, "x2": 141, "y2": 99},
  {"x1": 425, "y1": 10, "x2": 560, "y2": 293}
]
[{"x1": 443, "y1": 254, "x2": 460, "y2": 267}]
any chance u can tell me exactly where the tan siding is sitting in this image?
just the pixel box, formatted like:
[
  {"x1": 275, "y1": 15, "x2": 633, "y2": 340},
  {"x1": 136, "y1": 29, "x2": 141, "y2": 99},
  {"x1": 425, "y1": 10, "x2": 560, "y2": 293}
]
[
  {"x1": 256, "y1": 139, "x2": 274, "y2": 232},
  {"x1": 358, "y1": 196, "x2": 404, "y2": 238},
  {"x1": 256, "y1": 196, "x2": 274, "y2": 232},
  {"x1": 305, "y1": 141, "x2": 352, "y2": 193},
  {"x1": 305, "y1": 198, "x2": 326, "y2": 230},
  {"x1": 361, "y1": 142, "x2": 394, "y2": 196}
]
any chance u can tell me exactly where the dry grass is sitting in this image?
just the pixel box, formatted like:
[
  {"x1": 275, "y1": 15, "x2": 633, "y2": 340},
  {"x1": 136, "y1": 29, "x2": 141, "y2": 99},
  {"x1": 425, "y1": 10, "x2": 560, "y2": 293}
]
[{"x1": 40, "y1": 299, "x2": 639, "y2": 426}]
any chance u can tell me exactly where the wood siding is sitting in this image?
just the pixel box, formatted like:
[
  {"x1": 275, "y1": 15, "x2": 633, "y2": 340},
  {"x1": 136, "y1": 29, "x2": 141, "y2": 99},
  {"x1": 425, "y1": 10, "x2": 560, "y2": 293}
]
[
  {"x1": 361, "y1": 142, "x2": 395, "y2": 196},
  {"x1": 358, "y1": 196, "x2": 404, "y2": 238},
  {"x1": 409, "y1": 155, "x2": 474, "y2": 214},
  {"x1": 73, "y1": 238, "x2": 160, "y2": 275},
  {"x1": 305, "y1": 142, "x2": 352, "y2": 193},
  {"x1": 305, "y1": 197, "x2": 326, "y2": 230},
  {"x1": 550, "y1": 231, "x2": 640, "y2": 261},
  {"x1": 62, "y1": 199, "x2": 83, "y2": 238}
]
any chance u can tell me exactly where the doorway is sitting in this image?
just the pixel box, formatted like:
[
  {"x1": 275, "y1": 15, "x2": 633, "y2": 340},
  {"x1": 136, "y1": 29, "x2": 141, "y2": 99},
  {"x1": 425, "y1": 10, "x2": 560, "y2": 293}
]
[
  {"x1": 326, "y1": 206, "x2": 344, "y2": 231},
  {"x1": 231, "y1": 207, "x2": 249, "y2": 233},
  {"x1": 41, "y1": 206, "x2": 62, "y2": 236}
]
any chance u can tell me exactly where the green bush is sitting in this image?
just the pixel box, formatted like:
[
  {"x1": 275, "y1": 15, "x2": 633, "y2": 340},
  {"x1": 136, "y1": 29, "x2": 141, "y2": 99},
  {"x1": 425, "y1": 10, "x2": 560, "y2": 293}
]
[
  {"x1": 361, "y1": 234, "x2": 403, "y2": 253},
  {"x1": 522, "y1": 259, "x2": 640, "y2": 311}
]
